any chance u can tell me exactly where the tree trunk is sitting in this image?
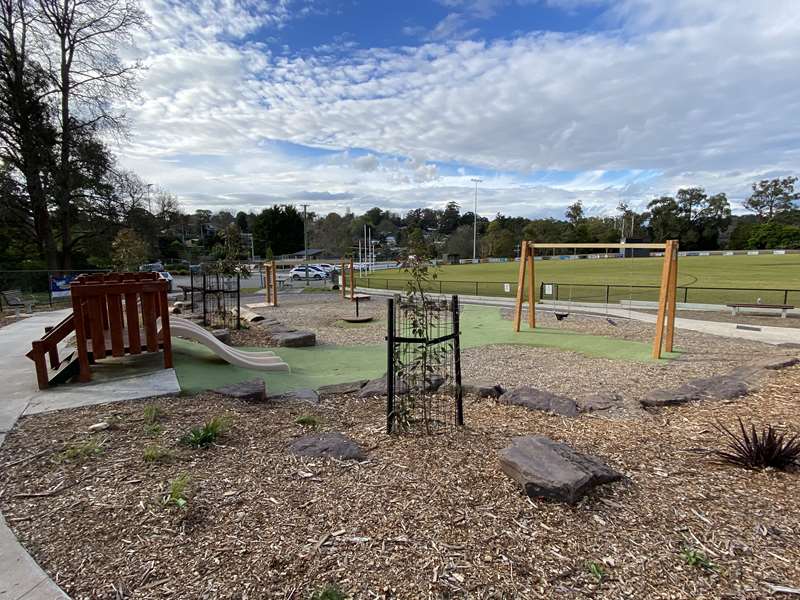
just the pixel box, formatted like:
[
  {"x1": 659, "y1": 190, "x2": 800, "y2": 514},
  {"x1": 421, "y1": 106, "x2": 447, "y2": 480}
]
[
  {"x1": 58, "y1": 26, "x2": 72, "y2": 271},
  {"x1": 20, "y1": 159, "x2": 58, "y2": 270}
]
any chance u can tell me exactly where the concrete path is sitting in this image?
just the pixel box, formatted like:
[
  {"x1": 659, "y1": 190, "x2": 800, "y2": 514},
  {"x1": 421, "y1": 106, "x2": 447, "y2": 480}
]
[
  {"x1": 0, "y1": 313, "x2": 180, "y2": 600},
  {"x1": 359, "y1": 287, "x2": 800, "y2": 346}
]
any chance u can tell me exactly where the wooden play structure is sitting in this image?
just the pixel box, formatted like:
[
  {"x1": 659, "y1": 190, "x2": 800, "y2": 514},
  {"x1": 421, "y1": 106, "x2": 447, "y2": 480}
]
[
  {"x1": 263, "y1": 260, "x2": 279, "y2": 307},
  {"x1": 512, "y1": 240, "x2": 680, "y2": 359},
  {"x1": 27, "y1": 272, "x2": 173, "y2": 390}
]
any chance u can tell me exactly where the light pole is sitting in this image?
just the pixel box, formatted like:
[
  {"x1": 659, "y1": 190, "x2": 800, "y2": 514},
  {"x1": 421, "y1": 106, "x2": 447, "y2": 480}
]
[
  {"x1": 470, "y1": 178, "x2": 482, "y2": 263},
  {"x1": 301, "y1": 204, "x2": 309, "y2": 286}
]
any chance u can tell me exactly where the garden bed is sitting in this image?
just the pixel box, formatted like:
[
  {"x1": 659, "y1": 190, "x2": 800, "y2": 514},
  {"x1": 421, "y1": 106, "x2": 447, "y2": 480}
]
[{"x1": 1, "y1": 367, "x2": 799, "y2": 598}]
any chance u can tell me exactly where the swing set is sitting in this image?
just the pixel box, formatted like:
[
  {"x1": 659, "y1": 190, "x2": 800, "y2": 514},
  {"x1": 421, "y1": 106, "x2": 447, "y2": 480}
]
[{"x1": 512, "y1": 240, "x2": 680, "y2": 359}]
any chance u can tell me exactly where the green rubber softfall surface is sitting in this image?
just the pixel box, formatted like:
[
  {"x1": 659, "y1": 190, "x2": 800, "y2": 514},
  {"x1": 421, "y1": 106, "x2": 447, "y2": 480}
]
[{"x1": 173, "y1": 305, "x2": 680, "y2": 394}]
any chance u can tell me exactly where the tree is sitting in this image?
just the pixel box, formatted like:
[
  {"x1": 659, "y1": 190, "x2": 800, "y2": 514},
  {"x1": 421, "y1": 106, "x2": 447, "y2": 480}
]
[
  {"x1": 252, "y1": 205, "x2": 304, "y2": 257},
  {"x1": 746, "y1": 221, "x2": 800, "y2": 249},
  {"x1": 0, "y1": 0, "x2": 59, "y2": 268},
  {"x1": 235, "y1": 211, "x2": 249, "y2": 233},
  {"x1": 439, "y1": 201, "x2": 460, "y2": 235},
  {"x1": 443, "y1": 224, "x2": 474, "y2": 259},
  {"x1": 565, "y1": 201, "x2": 584, "y2": 226},
  {"x1": 111, "y1": 228, "x2": 147, "y2": 270},
  {"x1": 743, "y1": 177, "x2": 799, "y2": 221},
  {"x1": 35, "y1": 0, "x2": 147, "y2": 268},
  {"x1": 481, "y1": 221, "x2": 516, "y2": 258}
]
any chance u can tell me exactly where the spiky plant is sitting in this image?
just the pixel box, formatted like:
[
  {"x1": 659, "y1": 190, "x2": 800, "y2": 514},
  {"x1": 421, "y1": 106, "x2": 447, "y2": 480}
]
[{"x1": 713, "y1": 418, "x2": 800, "y2": 470}]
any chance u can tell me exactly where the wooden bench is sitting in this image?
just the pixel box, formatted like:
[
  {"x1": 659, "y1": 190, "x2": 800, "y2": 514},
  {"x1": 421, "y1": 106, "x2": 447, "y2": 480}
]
[
  {"x1": 1, "y1": 289, "x2": 35, "y2": 316},
  {"x1": 727, "y1": 303, "x2": 794, "y2": 318}
]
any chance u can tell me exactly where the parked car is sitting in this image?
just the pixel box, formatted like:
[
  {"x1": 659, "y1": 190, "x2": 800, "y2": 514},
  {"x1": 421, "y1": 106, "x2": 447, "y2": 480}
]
[
  {"x1": 311, "y1": 263, "x2": 336, "y2": 274},
  {"x1": 289, "y1": 266, "x2": 325, "y2": 280},
  {"x1": 139, "y1": 261, "x2": 164, "y2": 273},
  {"x1": 157, "y1": 271, "x2": 174, "y2": 292}
]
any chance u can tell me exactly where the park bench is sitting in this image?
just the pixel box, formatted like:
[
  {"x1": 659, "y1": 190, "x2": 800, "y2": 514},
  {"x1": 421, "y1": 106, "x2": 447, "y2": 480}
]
[
  {"x1": 1, "y1": 289, "x2": 36, "y2": 316},
  {"x1": 727, "y1": 303, "x2": 794, "y2": 318}
]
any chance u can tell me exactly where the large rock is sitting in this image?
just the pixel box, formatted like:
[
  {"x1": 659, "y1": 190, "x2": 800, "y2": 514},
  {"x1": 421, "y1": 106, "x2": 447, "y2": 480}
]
[
  {"x1": 576, "y1": 392, "x2": 624, "y2": 413},
  {"x1": 462, "y1": 381, "x2": 505, "y2": 398},
  {"x1": 272, "y1": 388, "x2": 319, "y2": 404},
  {"x1": 756, "y1": 356, "x2": 800, "y2": 371},
  {"x1": 289, "y1": 432, "x2": 365, "y2": 461},
  {"x1": 317, "y1": 380, "x2": 369, "y2": 396},
  {"x1": 642, "y1": 374, "x2": 751, "y2": 407},
  {"x1": 212, "y1": 328, "x2": 231, "y2": 345},
  {"x1": 500, "y1": 386, "x2": 579, "y2": 417},
  {"x1": 499, "y1": 436, "x2": 623, "y2": 504},
  {"x1": 214, "y1": 378, "x2": 267, "y2": 402},
  {"x1": 270, "y1": 330, "x2": 316, "y2": 347},
  {"x1": 359, "y1": 376, "x2": 409, "y2": 398}
]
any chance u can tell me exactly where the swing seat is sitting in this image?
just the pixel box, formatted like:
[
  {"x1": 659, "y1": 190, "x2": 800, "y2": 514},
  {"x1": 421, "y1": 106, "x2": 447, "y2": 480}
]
[{"x1": 554, "y1": 311, "x2": 569, "y2": 321}]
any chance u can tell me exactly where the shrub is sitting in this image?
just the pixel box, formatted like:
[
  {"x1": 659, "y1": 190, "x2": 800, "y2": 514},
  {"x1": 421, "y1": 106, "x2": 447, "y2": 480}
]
[
  {"x1": 143, "y1": 445, "x2": 172, "y2": 463},
  {"x1": 181, "y1": 415, "x2": 231, "y2": 448},
  {"x1": 310, "y1": 584, "x2": 346, "y2": 600},
  {"x1": 60, "y1": 437, "x2": 103, "y2": 462},
  {"x1": 143, "y1": 405, "x2": 162, "y2": 425},
  {"x1": 680, "y1": 547, "x2": 714, "y2": 571},
  {"x1": 295, "y1": 414, "x2": 320, "y2": 428},
  {"x1": 163, "y1": 474, "x2": 191, "y2": 509},
  {"x1": 713, "y1": 418, "x2": 800, "y2": 470}
]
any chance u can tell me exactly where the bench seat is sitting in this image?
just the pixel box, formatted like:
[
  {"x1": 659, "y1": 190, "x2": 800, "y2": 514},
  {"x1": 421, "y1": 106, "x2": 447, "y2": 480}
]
[{"x1": 726, "y1": 303, "x2": 794, "y2": 318}]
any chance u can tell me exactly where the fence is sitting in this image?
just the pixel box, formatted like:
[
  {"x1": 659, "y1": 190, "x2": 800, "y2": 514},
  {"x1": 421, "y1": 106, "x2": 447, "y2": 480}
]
[
  {"x1": 355, "y1": 276, "x2": 800, "y2": 307},
  {"x1": 199, "y1": 272, "x2": 241, "y2": 330}
]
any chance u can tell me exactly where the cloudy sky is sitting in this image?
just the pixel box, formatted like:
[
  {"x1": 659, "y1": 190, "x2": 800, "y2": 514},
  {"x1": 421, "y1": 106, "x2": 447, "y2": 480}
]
[{"x1": 116, "y1": 0, "x2": 800, "y2": 219}]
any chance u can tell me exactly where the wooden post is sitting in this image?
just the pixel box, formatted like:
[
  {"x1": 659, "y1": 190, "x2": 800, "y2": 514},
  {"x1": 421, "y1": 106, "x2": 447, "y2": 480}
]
[
  {"x1": 664, "y1": 240, "x2": 679, "y2": 353},
  {"x1": 513, "y1": 240, "x2": 528, "y2": 332},
  {"x1": 349, "y1": 257, "x2": 355, "y2": 301},
  {"x1": 340, "y1": 258, "x2": 346, "y2": 299},
  {"x1": 271, "y1": 260, "x2": 278, "y2": 307},
  {"x1": 652, "y1": 240, "x2": 676, "y2": 359},
  {"x1": 264, "y1": 263, "x2": 272, "y2": 305},
  {"x1": 527, "y1": 243, "x2": 536, "y2": 328}
]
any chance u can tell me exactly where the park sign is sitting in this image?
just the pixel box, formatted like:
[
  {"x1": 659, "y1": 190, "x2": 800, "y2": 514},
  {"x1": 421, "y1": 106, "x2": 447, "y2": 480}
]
[{"x1": 50, "y1": 275, "x2": 76, "y2": 298}]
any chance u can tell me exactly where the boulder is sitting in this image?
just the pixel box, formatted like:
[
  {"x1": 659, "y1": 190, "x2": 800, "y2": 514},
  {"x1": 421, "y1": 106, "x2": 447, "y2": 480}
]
[
  {"x1": 289, "y1": 432, "x2": 365, "y2": 461},
  {"x1": 212, "y1": 328, "x2": 231, "y2": 345},
  {"x1": 88, "y1": 422, "x2": 110, "y2": 432},
  {"x1": 359, "y1": 375, "x2": 409, "y2": 398},
  {"x1": 317, "y1": 380, "x2": 369, "y2": 396},
  {"x1": 576, "y1": 392, "x2": 624, "y2": 413},
  {"x1": 270, "y1": 330, "x2": 316, "y2": 347},
  {"x1": 756, "y1": 356, "x2": 800, "y2": 371},
  {"x1": 271, "y1": 388, "x2": 319, "y2": 404},
  {"x1": 213, "y1": 379, "x2": 267, "y2": 402},
  {"x1": 462, "y1": 381, "x2": 505, "y2": 398},
  {"x1": 500, "y1": 386, "x2": 579, "y2": 417},
  {"x1": 642, "y1": 374, "x2": 752, "y2": 407},
  {"x1": 415, "y1": 373, "x2": 445, "y2": 392},
  {"x1": 499, "y1": 435, "x2": 623, "y2": 504}
]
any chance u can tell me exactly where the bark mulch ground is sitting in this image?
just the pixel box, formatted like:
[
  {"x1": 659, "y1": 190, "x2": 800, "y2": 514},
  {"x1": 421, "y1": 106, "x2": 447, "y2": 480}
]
[{"x1": 1, "y1": 367, "x2": 799, "y2": 599}]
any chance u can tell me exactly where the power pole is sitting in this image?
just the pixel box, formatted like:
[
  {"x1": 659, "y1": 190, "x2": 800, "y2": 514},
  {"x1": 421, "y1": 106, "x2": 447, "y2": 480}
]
[
  {"x1": 471, "y1": 178, "x2": 482, "y2": 263},
  {"x1": 302, "y1": 204, "x2": 309, "y2": 286}
]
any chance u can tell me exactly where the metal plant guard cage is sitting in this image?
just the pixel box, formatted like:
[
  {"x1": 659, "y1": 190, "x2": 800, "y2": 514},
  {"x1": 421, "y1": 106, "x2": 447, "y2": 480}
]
[
  {"x1": 201, "y1": 270, "x2": 241, "y2": 330},
  {"x1": 386, "y1": 294, "x2": 464, "y2": 434}
]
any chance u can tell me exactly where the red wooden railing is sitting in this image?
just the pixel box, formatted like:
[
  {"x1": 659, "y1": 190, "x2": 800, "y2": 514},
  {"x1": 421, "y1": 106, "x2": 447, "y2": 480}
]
[{"x1": 26, "y1": 272, "x2": 173, "y2": 389}]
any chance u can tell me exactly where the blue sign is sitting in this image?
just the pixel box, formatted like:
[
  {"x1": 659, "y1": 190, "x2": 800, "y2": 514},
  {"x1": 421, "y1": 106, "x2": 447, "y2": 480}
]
[{"x1": 50, "y1": 275, "x2": 75, "y2": 298}]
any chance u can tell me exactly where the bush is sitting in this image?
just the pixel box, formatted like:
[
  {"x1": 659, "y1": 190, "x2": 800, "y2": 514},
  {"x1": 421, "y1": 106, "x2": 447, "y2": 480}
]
[
  {"x1": 181, "y1": 415, "x2": 231, "y2": 448},
  {"x1": 713, "y1": 418, "x2": 800, "y2": 470}
]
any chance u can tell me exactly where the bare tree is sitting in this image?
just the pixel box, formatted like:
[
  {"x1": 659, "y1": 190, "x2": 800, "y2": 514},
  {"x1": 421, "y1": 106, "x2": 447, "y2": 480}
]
[{"x1": 33, "y1": 0, "x2": 147, "y2": 267}]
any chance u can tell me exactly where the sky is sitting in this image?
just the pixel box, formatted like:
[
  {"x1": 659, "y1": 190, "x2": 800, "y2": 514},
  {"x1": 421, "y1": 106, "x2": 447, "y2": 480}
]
[{"x1": 115, "y1": 0, "x2": 800, "y2": 219}]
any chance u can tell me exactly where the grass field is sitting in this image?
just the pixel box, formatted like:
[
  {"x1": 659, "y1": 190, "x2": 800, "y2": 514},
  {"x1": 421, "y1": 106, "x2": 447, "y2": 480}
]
[{"x1": 356, "y1": 254, "x2": 800, "y2": 305}]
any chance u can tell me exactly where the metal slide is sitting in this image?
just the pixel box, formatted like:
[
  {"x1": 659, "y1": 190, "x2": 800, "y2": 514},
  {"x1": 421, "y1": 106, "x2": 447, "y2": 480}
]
[{"x1": 168, "y1": 317, "x2": 290, "y2": 371}]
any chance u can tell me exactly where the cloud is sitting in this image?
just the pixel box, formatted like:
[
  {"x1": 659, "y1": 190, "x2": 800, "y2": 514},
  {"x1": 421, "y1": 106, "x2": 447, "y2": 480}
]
[{"x1": 113, "y1": 0, "x2": 800, "y2": 219}]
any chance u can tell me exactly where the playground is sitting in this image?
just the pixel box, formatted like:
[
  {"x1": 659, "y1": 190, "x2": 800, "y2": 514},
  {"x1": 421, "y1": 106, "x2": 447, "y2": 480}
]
[{"x1": 0, "y1": 257, "x2": 799, "y2": 599}]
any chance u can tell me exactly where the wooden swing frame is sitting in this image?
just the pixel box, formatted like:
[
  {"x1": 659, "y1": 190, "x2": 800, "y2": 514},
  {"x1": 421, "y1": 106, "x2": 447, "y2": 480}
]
[{"x1": 512, "y1": 240, "x2": 680, "y2": 359}]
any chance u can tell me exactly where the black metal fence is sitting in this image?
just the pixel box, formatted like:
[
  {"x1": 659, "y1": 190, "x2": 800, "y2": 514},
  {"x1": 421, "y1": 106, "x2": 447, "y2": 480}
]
[
  {"x1": 200, "y1": 272, "x2": 241, "y2": 330},
  {"x1": 357, "y1": 276, "x2": 800, "y2": 307},
  {"x1": 386, "y1": 295, "x2": 463, "y2": 434}
]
